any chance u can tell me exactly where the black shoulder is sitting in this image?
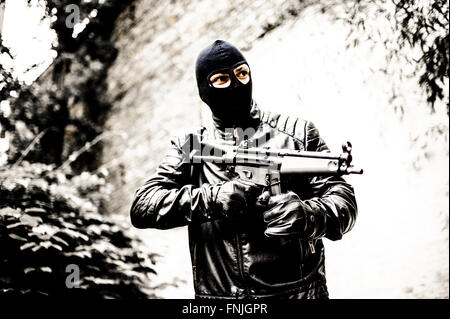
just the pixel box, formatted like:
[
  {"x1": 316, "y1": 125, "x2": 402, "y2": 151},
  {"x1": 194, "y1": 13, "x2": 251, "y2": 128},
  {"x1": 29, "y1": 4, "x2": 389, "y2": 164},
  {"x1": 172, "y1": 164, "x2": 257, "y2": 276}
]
[
  {"x1": 304, "y1": 121, "x2": 329, "y2": 152},
  {"x1": 260, "y1": 109, "x2": 308, "y2": 147},
  {"x1": 170, "y1": 126, "x2": 207, "y2": 149}
]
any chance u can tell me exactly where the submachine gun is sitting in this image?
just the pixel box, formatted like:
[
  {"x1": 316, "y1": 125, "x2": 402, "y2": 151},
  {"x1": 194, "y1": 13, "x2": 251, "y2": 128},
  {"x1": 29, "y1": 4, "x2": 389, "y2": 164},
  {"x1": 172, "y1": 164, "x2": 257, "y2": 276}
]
[{"x1": 185, "y1": 138, "x2": 363, "y2": 200}]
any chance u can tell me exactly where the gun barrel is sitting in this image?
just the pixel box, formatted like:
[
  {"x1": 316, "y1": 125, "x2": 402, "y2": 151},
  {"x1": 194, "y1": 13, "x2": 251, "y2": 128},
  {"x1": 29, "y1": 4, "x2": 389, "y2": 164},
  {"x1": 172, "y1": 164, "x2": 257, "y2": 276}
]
[
  {"x1": 346, "y1": 167, "x2": 364, "y2": 174},
  {"x1": 239, "y1": 147, "x2": 342, "y2": 160},
  {"x1": 190, "y1": 154, "x2": 276, "y2": 167},
  {"x1": 197, "y1": 141, "x2": 343, "y2": 160},
  {"x1": 189, "y1": 142, "x2": 363, "y2": 176}
]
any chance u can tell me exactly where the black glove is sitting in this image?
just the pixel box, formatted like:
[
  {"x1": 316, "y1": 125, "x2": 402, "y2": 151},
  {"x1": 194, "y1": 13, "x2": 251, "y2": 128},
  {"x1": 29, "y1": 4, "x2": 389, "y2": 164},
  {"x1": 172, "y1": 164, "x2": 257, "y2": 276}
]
[
  {"x1": 209, "y1": 179, "x2": 261, "y2": 221},
  {"x1": 262, "y1": 191, "x2": 307, "y2": 238}
]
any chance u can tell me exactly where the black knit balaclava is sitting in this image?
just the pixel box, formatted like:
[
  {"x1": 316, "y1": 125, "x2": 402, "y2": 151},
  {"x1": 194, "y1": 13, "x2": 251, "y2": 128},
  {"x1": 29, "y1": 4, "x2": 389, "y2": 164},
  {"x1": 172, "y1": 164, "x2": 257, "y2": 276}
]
[{"x1": 195, "y1": 40, "x2": 253, "y2": 128}]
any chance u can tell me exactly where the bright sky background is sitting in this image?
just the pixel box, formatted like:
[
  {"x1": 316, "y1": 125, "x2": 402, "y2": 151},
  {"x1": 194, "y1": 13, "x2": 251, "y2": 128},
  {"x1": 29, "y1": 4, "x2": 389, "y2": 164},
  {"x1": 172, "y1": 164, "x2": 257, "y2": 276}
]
[
  {"x1": 0, "y1": 0, "x2": 56, "y2": 164},
  {"x1": 1, "y1": 0, "x2": 56, "y2": 84}
]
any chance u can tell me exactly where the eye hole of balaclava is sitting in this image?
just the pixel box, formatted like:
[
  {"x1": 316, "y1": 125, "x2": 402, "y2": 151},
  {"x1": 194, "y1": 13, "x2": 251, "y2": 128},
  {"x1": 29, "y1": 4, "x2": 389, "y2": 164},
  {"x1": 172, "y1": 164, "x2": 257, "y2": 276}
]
[
  {"x1": 195, "y1": 40, "x2": 253, "y2": 128},
  {"x1": 209, "y1": 63, "x2": 250, "y2": 88}
]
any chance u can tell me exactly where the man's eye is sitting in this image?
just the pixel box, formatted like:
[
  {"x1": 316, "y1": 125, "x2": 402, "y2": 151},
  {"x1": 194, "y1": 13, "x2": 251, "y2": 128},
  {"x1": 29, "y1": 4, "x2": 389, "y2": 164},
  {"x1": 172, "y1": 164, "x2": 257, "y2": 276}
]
[
  {"x1": 210, "y1": 74, "x2": 231, "y2": 87},
  {"x1": 211, "y1": 75, "x2": 228, "y2": 83},
  {"x1": 238, "y1": 71, "x2": 248, "y2": 77}
]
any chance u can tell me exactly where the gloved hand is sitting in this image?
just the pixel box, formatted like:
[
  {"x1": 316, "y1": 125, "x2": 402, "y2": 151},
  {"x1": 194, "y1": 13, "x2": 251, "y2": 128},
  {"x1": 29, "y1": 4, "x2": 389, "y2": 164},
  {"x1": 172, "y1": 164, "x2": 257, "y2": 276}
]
[
  {"x1": 262, "y1": 191, "x2": 307, "y2": 238},
  {"x1": 210, "y1": 179, "x2": 262, "y2": 221}
]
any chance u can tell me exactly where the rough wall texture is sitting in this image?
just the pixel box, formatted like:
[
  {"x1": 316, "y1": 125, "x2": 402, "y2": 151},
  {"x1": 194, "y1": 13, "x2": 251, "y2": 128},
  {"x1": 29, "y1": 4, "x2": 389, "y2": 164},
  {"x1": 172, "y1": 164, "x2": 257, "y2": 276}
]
[{"x1": 101, "y1": 0, "x2": 448, "y2": 298}]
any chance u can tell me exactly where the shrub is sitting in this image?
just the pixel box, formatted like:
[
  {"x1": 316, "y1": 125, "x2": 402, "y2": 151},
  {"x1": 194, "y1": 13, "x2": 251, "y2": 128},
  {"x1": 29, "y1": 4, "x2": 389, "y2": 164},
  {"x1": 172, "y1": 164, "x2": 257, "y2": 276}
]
[{"x1": 0, "y1": 162, "x2": 156, "y2": 298}]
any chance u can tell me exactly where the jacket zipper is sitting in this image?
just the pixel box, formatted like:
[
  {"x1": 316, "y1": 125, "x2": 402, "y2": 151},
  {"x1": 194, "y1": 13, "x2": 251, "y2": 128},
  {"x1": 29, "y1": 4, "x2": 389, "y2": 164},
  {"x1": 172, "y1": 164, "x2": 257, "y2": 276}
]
[
  {"x1": 192, "y1": 243, "x2": 197, "y2": 283},
  {"x1": 233, "y1": 127, "x2": 249, "y2": 297},
  {"x1": 235, "y1": 233, "x2": 249, "y2": 297},
  {"x1": 298, "y1": 239, "x2": 304, "y2": 278},
  {"x1": 309, "y1": 239, "x2": 316, "y2": 254}
]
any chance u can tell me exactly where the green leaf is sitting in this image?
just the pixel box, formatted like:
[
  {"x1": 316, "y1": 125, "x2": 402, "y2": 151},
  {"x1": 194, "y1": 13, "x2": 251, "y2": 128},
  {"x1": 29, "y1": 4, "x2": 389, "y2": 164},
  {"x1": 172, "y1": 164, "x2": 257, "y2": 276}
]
[
  {"x1": 50, "y1": 243, "x2": 63, "y2": 251},
  {"x1": 32, "y1": 224, "x2": 58, "y2": 237},
  {"x1": 51, "y1": 235, "x2": 70, "y2": 247},
  {"x1": 86, "y1": 225, "x2": 102, "y2": 236},
  {"x1": 61, "y1": 228, "x2": 89, "y2": 242},
  {"x1": 39, "y1": 267, "x2": 52, "y2": 273},
  {"x1": 40, "y1": 241, "x2": 52, "y2": 249},
  {"x1": 6, "y1": 222, "x2": 27, "y2": 229},
  {"x1": 24, "y1": 207, "x2": 47, "y2": 216},
  {"x1": 0, "y1": 207, "x2": 22, "y2": 218},
  {"x1": 20, "y1": 214, "x2": 43, "y2": 227},
  {"x1": 83, "y1": 276, "x2": 116, "y2": 285},
  {"x1": 31, "y1": 245, "x2": 42, "y2": 252},
  {"x1": 24, "y1": 267, "x2": 36, "y2": 274},
  {"x1": 20, "y1": 242, "x2": 36, "y2": 250},
  {"x1": 64, "y1": 251, "x2": 92, "y2": 259},
  {"x1": 8, "y1": 233, "x2": 27, "y2": 242}
]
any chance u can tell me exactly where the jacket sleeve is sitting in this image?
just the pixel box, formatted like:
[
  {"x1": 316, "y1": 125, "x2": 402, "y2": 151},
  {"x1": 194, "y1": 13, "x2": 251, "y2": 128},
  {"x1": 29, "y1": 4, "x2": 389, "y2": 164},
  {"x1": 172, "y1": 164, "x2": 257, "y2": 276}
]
[
  {"x1": 129, "y1": 134, "x2": 219, "y2": 230},
  {"x1": 299, "y1": 121, "x2": 358, "y2": 241}
]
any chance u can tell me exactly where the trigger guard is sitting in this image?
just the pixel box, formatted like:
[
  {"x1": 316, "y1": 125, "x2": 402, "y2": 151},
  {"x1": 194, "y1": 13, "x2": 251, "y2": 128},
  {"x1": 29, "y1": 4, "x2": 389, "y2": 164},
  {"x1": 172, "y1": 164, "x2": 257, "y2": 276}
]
[{"x1": 257, "y1": 191, "x2": 271, "y2": 204}]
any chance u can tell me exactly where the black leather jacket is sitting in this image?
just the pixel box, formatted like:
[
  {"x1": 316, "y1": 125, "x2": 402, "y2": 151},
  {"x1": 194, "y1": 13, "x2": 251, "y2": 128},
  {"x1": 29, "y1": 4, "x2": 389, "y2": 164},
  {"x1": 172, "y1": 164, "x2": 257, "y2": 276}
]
[{"x1": 130, "y1": 104, "x2": 358, "y2": 299}]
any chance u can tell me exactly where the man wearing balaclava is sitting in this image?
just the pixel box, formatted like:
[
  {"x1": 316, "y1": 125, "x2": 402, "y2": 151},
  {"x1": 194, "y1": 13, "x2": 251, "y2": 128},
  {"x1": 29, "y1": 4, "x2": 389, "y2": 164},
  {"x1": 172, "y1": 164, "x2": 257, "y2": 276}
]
[
  {"x1": 195, "y1": 40, "x2": 256, "y2": 129},
  {"x1": 130, "y1": 40, "x2": 358, "y2": 299}
]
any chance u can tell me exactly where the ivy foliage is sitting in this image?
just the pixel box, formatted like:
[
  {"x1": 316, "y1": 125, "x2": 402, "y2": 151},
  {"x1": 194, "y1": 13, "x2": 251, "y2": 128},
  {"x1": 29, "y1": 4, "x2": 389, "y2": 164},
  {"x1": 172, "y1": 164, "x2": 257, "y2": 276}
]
[
  {"x1": 1, "y1": 0, "x2": 134, "y2": 169},
  {"x1": 334, "y1": 0, "x2": 449, "y2": 114},
  {"x1": 0, "y1": 162, "x2": 157, "y2": 297},
  {"x1": 393, "y1": 0, "x2": 449, "y2": 111}
]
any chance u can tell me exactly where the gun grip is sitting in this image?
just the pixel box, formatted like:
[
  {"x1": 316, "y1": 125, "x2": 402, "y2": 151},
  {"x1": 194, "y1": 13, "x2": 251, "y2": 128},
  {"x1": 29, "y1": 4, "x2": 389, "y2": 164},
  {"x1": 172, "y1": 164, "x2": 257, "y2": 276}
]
[{"x1": 257, "y1": 191, "x2": 271, "y2": 205}]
